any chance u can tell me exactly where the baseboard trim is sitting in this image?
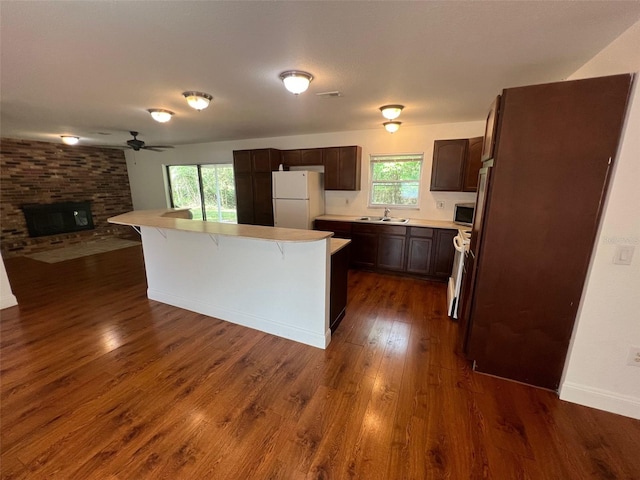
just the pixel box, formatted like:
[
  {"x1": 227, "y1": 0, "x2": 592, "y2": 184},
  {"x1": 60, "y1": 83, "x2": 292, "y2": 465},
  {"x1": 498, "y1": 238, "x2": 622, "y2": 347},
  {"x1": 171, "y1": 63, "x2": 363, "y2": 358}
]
[
  {"x1": 560, "y1": 381, "x2": 640, "y2": 419},
  {"x1": 1, "y1": 293, "x2": 18, "y2": 310}
]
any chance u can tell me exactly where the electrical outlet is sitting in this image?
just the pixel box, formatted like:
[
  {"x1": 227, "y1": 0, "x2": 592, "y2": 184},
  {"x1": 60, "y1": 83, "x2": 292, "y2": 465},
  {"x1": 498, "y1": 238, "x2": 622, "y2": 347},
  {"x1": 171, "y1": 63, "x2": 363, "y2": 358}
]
[
  {"x1": 627, "y1": 346, "x2": 640, "y2": 367},
  {"x1": 436, "y1": 201, "x2": 445, "y2": 210}
]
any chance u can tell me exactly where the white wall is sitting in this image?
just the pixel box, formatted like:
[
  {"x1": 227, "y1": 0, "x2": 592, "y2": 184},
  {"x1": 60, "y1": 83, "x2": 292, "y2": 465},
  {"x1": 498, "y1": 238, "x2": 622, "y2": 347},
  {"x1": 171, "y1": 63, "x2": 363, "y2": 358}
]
[
  {"x1": 126, "y1": 121, "x2": 484, "y2": 222},
  {"x1": 560, "y1": 21, "x2": 640, "y2": 419}
]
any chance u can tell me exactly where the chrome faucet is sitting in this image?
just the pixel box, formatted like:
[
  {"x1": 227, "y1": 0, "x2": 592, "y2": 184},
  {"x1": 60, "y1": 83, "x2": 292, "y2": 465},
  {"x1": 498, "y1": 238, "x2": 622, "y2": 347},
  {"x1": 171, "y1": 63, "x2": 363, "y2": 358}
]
[{"x1": 383, "y1": 207, "x2": 391, "y2": 219}]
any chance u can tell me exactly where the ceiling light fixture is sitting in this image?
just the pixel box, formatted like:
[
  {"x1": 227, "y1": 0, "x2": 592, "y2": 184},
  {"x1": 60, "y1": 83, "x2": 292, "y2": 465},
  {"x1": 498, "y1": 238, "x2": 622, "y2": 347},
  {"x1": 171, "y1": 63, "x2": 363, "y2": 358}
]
[
  {"x1": 383, "y1": 121, "x2": 402, "y2": 134},
  {"x1": 148, "y1": 109, "x2": 174, "y2": 123},
  {"x1": 61, "y1": 135, "x2": 79, "y2": 145},
  {"x1": 380, "y1": 104, "x2": 404, "y2": 120},
  {"x1": 279, "y1": 70, "x2": 313, "y2": 95},
  {"x1": 182, "y1": 91, "x2": 213, "y2": 110}
]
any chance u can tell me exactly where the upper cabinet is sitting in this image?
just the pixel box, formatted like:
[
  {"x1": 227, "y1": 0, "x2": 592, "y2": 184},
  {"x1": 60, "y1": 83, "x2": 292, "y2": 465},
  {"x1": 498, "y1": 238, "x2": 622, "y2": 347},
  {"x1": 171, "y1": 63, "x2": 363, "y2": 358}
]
[
  {"x1": 280, "y1": 145, "x2": 362, "y2": 191},
  {"x1": 323, "y1": 146, "x2": 362, "y2": 191},
  {"x1": 462, "y1": 136, "x2": 483, "y2": 191},
  {"x1": 481, "y1": 95, "x2": 501, "y2": 162},
  {"x1": 430, "y1": 137, "x2": 483, "y2": 192}
]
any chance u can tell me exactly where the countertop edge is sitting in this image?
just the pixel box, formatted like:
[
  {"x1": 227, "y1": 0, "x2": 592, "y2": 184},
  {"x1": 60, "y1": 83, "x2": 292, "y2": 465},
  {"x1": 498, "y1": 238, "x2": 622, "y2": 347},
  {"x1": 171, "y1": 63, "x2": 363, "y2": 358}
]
[
  {"x1": 315, "y1": 214, "x2": 461, "y2": 230},
  {"x1": 109, "y1": 209, "x2": 333, "y2": 243},
  {"x1": 330, "y1": 238, "x2": 351, "y2": 255}
]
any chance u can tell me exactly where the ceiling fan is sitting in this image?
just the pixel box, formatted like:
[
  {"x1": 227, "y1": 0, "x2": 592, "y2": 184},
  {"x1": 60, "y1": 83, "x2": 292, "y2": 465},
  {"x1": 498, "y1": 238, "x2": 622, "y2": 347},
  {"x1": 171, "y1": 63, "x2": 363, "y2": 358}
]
[
  {"x1": 124, "y1": 131, "x2": 173, "y2": 152},
  {"x1": 96, "y1": 131, "x2": 174, "y2": 152}
]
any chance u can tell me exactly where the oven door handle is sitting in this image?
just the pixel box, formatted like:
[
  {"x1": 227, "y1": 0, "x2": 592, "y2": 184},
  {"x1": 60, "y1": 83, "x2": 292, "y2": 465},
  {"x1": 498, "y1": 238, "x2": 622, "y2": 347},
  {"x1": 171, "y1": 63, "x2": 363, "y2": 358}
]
[{"x1": 453, "y1": 235, "x2": 466, "y2": 252}]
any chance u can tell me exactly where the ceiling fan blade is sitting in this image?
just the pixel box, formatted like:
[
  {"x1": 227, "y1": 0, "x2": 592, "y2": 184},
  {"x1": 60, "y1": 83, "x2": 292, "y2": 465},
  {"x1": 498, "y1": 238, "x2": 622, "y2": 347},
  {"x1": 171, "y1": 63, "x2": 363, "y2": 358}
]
[
  {"x1": 145, "y1": 145, "x2": 174, "y2": 149},
  {"x1": 143, "y1": 147, "x2": 166, "y2": 152}
]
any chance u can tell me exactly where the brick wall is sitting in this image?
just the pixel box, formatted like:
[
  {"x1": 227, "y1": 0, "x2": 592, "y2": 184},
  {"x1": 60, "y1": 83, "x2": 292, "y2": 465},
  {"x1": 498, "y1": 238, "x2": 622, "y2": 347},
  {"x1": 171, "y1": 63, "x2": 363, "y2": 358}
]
[{"x1": 1, "y1": 138, "x2": 137, "y2": 257}]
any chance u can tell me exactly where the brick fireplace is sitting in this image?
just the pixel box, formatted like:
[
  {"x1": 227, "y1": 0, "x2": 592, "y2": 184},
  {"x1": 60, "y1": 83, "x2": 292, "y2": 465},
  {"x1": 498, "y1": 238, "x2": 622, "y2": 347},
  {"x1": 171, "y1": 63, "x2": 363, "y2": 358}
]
[{"x1": 1, "y1": 138, "x2": 136, "y2": 258}]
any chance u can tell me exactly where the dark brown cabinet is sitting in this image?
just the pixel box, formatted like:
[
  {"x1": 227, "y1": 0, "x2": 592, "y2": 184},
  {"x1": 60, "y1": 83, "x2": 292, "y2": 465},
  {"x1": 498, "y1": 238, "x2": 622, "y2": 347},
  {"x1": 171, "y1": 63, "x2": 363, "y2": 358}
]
[
  {"x1": 233, "y1": 148, "x2": 281, "y2": 226},
  {"x1": 430, "y1": 137, "x2": 483, "y2": 192},
  {"x1": 281, "y1": 150, "x2": 301, "y2": 167},
  {"x1": 463, "y1": 74, "x2": 633, "y2": 390},
  {"x1": 314, "y1": 220, "x2": 352, "y2": 239},
  {"x1": 323, "y1": 146, "x2": 361, "y2": 191},
  {"x1": 377, "y1": 226, "x2": 407, "y2": 272},
  {"x1": 431, "y1": 229, "x2": 457, "y2": 277},
  {"x1": 406, "y1": 227, "x2": 434, "y2": 275},
  {"x1": 330, "y1": 243, "x2": 350, "y2": 331},
  {"x1": 281, "y1": 148, "x2": 323, "y2": 167},
  {"x1": 234, "y1": 174, "x2": 254, "y2": 224},
  {"x1": 462, "y1": 137, "x2": 483, "y2": 191},
  {"x1": 350, "y1": 224, "x2": 378, "y2": 269},
  {"x1": 314, "y1": 219, "x2": 454, "y2": 280},
  {"x1": 301, "y1": 148, "x2": 323, "y2": 166},
  {"x1": 481, "y1": 95, "x2": 500, "y2": 162},
  {"x1": 430, "y1": 140, "x2": 467, "y2": 191}
]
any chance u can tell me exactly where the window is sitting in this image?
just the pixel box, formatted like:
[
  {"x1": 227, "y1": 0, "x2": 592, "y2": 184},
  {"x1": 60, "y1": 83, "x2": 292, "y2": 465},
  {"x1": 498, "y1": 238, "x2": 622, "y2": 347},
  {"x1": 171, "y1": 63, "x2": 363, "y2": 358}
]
[
  {"x1": 369, "y1": 154, "x2": 423, "y2": 207},
  {"x1": 167, "y1": 164, "x2": 237, "y2": 223}
]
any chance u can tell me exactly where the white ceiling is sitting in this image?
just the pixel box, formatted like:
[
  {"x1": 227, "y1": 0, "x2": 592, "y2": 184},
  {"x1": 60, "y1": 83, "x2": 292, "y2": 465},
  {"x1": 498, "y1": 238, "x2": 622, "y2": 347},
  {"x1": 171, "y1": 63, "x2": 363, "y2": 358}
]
[{"x1": 2, "y1": 1, "x2": 640, "y2": 149}]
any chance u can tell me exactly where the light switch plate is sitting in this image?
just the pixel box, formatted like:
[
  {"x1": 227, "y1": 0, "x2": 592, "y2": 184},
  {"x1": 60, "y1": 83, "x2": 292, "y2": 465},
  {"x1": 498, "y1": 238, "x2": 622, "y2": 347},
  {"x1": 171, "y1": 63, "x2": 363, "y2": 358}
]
[
  {"x1": 613, "y1": 245, "x2": 635, "y2": 265},
  {"x1": 436, "y1": 201, "x2": 445, "y2": 210},
  {"x1": 627, "y1": 346, "x2": 640, "y2": 367}
]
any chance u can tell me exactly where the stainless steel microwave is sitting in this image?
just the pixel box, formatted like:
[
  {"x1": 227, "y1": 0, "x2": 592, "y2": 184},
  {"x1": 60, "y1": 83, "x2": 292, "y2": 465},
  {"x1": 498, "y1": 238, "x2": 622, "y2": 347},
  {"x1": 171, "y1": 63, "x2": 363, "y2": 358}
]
[{"x1": 454, "y1": 203, "x2": 475, "y2": 226}]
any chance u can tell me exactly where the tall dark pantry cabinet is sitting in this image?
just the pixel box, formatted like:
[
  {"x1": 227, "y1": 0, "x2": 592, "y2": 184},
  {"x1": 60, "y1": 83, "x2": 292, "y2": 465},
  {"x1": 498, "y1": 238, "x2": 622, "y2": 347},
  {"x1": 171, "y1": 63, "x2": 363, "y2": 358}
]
[{"x1": 459, "y1": 74, "x2": 633, "y2": 390}]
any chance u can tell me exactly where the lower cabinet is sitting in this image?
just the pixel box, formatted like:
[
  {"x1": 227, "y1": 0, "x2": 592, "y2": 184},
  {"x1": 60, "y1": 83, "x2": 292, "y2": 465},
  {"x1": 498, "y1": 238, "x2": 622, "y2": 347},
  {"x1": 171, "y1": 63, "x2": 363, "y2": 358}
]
[
  {"x1": 377, "y1": 227, "x2": 407, "y2": 271},
  {"x1": 330, "y1": 244, "x2": 350, "y2": 332},
  {"x1": 350, "y1": 224, "x2": 378, "y2": 268},
  {"x1": 432, "y1": 229, "x2": 457, "y2": 277},
  {"x1": 406, "y1": 227, "x2": 434, "y2": 275},
  {"x1": 315, "y1": 220, "x2": 455, "y2": 280}
]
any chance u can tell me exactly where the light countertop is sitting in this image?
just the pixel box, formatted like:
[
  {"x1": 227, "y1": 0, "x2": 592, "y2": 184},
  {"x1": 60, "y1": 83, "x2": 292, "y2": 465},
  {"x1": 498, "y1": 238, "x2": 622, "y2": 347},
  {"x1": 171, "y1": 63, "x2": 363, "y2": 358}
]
[
  {"x1": 330, "y1": 238, "x2": 351, "y2": 255},
  {"x1": 109, "y1": 209, "x2": 332, "y2": 243},
  {"x1": 315, "y1": 214, "x2": 460, "y2": 230}
]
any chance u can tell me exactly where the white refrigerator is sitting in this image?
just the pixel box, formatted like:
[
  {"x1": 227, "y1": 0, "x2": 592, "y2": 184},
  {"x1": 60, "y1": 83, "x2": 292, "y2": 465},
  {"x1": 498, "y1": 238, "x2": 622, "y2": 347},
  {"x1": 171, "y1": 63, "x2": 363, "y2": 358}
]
[{"x1": 272, "y1": 171, "x2": 325, "y2": 229}]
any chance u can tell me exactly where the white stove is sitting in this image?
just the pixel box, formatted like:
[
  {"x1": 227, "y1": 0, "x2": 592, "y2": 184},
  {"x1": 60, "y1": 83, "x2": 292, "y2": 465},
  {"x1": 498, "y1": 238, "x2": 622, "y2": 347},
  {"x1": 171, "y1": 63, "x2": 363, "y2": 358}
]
[{"x1": 447, "y1": 229, "x2": 471, "y2": 319}]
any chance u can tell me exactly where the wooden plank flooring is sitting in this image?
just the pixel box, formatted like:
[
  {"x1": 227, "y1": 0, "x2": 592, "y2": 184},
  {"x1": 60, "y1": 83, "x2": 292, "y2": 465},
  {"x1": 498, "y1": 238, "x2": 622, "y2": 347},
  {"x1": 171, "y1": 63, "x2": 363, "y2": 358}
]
[{"x1": 1, "y1": 245, "x2": 639, "y2": 479}]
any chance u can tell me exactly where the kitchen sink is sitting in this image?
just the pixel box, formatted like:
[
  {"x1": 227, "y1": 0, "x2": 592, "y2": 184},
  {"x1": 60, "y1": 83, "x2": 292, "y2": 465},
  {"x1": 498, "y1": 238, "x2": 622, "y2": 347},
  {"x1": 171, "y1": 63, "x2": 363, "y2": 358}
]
[
  {"x1": 382, "y1": 217, "x2": 409, "y2": 224},
  {"x1": 356, "y1": 216, "x2": 409, "y2": 225}
]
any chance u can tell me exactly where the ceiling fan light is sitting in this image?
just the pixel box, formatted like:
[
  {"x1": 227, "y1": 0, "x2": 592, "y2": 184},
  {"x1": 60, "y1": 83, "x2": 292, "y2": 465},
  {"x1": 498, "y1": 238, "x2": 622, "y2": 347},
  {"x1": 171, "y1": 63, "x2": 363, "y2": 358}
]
[
  {"x1": 148, "y1": 109, "x2": 174, "y2": 123},
  {"x1": 279, "y1": 70, "x2": 313, "y2": 95},
  {"x1": 383, "y1": 121, "x2": 401, "y2": 133},
  {"x1": 61, "y1": 135, "x2": 79, "y2": 145},
  {"x1": 182, "y1": 91, "x2": 213, "y2": 110},
  {"x1": 380, "y1": 104, "x2": 404, "y2": 120}
]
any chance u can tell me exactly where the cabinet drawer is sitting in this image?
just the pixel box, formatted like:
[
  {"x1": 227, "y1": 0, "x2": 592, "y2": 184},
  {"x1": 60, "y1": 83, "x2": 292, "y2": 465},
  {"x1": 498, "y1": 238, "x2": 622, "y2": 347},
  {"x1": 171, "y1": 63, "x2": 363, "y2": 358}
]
[
  {"x1": 314, "y1": 220, "x2": 352, "y2": 236},
  {"x1": 409, "y1": 227, "x2": 434, "y2": 238},
  {"x1": 352, "y1": 223, "x2": 406, "y2": 236}
]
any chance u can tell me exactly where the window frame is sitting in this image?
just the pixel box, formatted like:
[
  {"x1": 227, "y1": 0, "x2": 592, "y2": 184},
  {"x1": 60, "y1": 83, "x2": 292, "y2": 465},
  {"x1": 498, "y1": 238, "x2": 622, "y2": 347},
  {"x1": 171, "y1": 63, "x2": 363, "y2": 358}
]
[
  {"x1": 166, "y1": 163, "x2": 237, "y2": 223},
  {"x1": 368, "y1": 153, "x2": 424, "y2": 209}
]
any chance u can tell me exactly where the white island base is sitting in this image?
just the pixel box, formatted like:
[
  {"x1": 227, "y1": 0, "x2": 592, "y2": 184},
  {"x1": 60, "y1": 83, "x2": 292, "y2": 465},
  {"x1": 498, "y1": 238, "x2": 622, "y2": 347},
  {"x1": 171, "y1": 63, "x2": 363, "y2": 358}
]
[{"x1": 110, "y1": 210, "x2": 333, "y2": 349}]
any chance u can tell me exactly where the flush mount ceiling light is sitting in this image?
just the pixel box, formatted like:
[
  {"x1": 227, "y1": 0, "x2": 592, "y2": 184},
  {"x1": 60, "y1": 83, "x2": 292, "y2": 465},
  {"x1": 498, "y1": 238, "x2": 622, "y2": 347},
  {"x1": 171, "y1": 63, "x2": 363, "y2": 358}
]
[
  {"x1": 383, "y1": 121, "x2": 402, "y2": 134},
  {"x1": 148, "y1": 109, "x2": 174, "y2": 123},
  {"x1": 380, "y1": 104, "x2": 404, "y2": 120},
  {"x1": 182, "y1": 91, "x2": 213, "y2": 111},
  {"x1": 279, "y1": 70, "x2": 313, "y2": 95},
  {"x1": 61, "y1": 135, "x2": 79, "y2": 145}
]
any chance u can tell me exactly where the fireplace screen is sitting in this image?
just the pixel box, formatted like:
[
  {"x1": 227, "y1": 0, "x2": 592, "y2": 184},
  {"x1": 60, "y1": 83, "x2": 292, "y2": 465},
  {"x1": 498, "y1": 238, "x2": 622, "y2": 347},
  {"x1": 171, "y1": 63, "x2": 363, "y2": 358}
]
[{"x1": 22, "y1": 201, "x2": 95, "y2": 237}]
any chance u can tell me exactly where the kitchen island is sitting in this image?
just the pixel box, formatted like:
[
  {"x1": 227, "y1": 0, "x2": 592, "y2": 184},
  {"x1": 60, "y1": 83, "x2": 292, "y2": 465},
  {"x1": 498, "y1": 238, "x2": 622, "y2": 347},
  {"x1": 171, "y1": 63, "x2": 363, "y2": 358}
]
[{"x1": 109, "y1": 209, "x2": 335, "y2": 349}]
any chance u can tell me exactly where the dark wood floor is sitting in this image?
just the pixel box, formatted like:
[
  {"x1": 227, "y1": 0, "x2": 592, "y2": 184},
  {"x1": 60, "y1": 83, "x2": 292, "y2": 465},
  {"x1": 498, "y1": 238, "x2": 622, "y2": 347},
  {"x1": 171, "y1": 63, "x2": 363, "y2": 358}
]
[{"x1": 1, "y1": 246, "x2": 639, "y2": 479}]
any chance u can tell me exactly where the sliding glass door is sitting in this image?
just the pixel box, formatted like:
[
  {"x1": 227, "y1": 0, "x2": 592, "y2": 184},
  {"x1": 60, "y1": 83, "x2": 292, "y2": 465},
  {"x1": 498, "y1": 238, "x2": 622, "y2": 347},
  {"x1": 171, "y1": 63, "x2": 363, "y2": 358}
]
[{"x1": 167, "y1": 164, "x2": 237, "y2": 223}]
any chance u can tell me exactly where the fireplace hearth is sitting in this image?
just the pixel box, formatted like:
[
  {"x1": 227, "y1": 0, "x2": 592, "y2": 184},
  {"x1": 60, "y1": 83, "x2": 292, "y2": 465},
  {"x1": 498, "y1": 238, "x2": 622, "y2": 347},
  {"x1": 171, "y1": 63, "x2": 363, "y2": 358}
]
[{"x1": 22, "y1": 201, "x2": 95, "y2": 237}]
